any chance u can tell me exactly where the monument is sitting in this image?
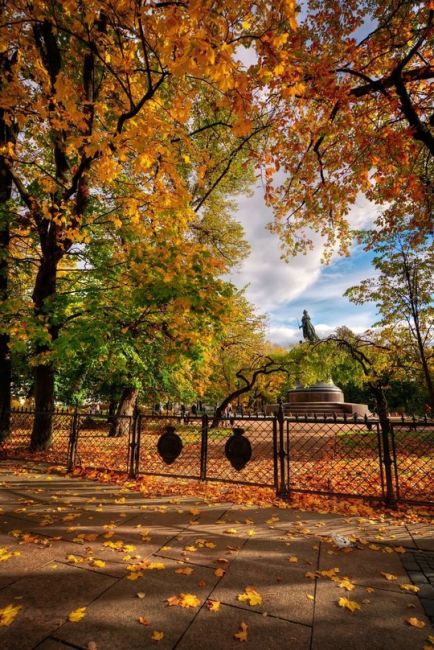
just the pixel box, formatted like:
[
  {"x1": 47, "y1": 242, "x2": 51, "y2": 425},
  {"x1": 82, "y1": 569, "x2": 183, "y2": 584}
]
[{"x1": 268, "y1": 311, "x2": 370, "y2": 418}]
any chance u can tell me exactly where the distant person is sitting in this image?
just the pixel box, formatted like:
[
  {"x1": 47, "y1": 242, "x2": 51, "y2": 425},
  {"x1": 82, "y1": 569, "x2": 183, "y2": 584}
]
[{"x1": 191, "y1": 404, "x2": 197, "y2": 416}]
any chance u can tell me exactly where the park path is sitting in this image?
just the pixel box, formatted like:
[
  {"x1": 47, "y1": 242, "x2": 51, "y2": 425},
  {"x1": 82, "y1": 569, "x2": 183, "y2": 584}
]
[{"x1": 0, "y1": 460, "x2": 432, "y2": 650}]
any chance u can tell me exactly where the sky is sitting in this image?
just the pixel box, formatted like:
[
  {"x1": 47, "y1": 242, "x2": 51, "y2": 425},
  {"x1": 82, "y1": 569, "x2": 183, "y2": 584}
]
[{"x1": 229, "y1": 187, "x2": 380, "y2": 347}]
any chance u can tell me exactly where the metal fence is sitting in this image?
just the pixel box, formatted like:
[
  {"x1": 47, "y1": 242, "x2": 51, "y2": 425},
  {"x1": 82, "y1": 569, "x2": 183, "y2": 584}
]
[{"x1": 0, "y1": 408, "x2": 433, "y2": 506}]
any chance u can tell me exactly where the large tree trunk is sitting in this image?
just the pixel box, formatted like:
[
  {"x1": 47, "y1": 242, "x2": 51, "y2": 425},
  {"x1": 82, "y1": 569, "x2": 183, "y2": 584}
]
[
  {"x1": 0, "y1": 52, "x2": 18, "y2": 442},
  {"x1": 30, "y1": 246, "x2": 60, "y2": 450},
  {"x1": 109, "y1": 387, "x2": 138, "y2": 437}
]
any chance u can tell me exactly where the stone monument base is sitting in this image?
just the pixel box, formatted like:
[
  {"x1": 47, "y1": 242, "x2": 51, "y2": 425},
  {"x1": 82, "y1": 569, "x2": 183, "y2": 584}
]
[{"x1": 267, "y1": 380, "x2": 370, "y2": 418}]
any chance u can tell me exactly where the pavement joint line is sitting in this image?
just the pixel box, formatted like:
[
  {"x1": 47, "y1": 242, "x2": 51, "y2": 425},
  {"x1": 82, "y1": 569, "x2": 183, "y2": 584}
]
[
  {"x1": 34, "y1": 636, "x2": 86, "y2": 650},
  {"x1": 308, "y1": 540, "x2": 321, "y2": 650},
  {"x1": 211, "y1": 599, "x2": 314, "y2": 629}
]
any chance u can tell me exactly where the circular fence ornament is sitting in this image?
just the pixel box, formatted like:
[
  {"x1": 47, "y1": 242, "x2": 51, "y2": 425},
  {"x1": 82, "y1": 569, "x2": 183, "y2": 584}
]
[
  {"x1": 225, "y1": 428, "x2": 252, "y2": 471},
  {"x1": 157, "y1": 425, "x2": 183, "y2": 465}
]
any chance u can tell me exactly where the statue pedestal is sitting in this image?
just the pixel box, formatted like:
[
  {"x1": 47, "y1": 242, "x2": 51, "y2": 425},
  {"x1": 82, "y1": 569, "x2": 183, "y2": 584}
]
[{"x1": 266, "y1": 380, "x2": 370, "y2": 417}]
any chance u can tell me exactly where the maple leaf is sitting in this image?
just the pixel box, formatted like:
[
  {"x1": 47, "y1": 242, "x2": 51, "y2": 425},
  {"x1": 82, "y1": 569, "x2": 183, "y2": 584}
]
[
  {"x1": 234, "y1": 621, "x2": 248, "y2": 642},
  {"x1": 0, "y1": 604, "x2": 21, "y2": 626},
  {"x1": 138, "y1": 616, "x2": 150, "y2": 626},
  {"x1": 207, "y1": 600, "x2": 221, "y2": 612},
  {"x1": 151, "y1": 630, "x2": 164, "y2": 641},
  {"x1": 91, "y1": 559, "x2": 106, "y2": 568},
  {"x1": 406, "y1": 617, "x2": 426, "y2": 629},
  {"x1": 127, "y1": 572, "x2": 144, "y2": 580},
  {"x1": 381, "y1": 572, "x2": 397, "y2": 581},
  {"x1": 175, "y1": 567, "x2": 193, "y2": 575},
  {"x1": 68, "y1": 607, "x2": 86, "y2": 622},
  {"x1": 178, "y1": 593, "x2": 201, "y2": 608},
  {"x1": 237, "y1": 587, "x2": 262, "y2": 607},
  {"x1": 337, "y1": 597, "x2": 361, "y2": 613},
  {"x1": 335, "y1": 577, "x2": 355, "y2": 591},
  {"x1": 145, "y1": 563, "x2": 166, "y2": 570},
  {"x1": 400, "y1": 584, "x2": 420, "y2": 593},
  {"x1": 166, "y1": 595, "x2": 180, "y2": 607}
]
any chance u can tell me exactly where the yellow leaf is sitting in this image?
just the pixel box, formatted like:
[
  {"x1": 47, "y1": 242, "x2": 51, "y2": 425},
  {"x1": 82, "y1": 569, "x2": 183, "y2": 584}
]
[
  {"x1": 68, "y1": 607, "x2": 86, "y2": 622},
  {"x1": 137, "y1": 592, "x2": 146, "y2": 599},
  {"x1": 400, "y1": 584, "x2": 420, "y2": 593},
  {"x1": 91, "y1": 559, "x2": 106, "y2": 568},
  {"x1": 366, "y1": 587, "x2": 375, "y2": 593},
  {"x1": 224, "y1": 529, "x2": 238, "y2": 535},
  {"x1": 214, "y1": 567, "x2": 225, "y2": 577},
  {"x1": 335, "y1": 577, "x2": 355, "y2": 591},
  {"x1": 151, "y1": 630, "x2": 164, "y2": 641},
  {"x1": 381, "y1": 572, "x2": 397, "y2": 581},
  {"x1": 0, "y1": 604, "x2": 21, "y2": 626},
  {"x1": 145, "y1": 563, "x2": 165, "y2": 570},
  {"x1": 337, "y1": 597, "x2": 361, "y2": 613},
  {"x1": 207, "y1": 600, "x2": 221, "y2": 612},
  {"x1": 237, "y1": 587, "x2": 262, "y2": 607},
  {"x1": 306, "y1": 594, "x2": 315, "y2": 601},
  {"x1": 288, "y1": 556, "x2": 298, "y2": 563},
  {"x1": 175, "y1": 567, "x2": 194, "y2": 575},
  {"x1": 406, "y1": 617, "x2": 426, "y2": 629},
  {"x1": 234, "y1": 621, "x2": 248, "y2": 642},
  {"x1": 178, "y1": 593, "x2": 201, "y2": 608},
  {"x1": 127, "y1": 572, "x2": 143, "y2": 581},
  {"x1": 184, "y1": 546, "x2": 197, "y2": 553}
]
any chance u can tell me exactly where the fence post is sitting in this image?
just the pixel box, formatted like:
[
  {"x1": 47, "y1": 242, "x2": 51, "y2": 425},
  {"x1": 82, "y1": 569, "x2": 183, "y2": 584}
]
[
  {"x1": 277, "y1": 402, "x2": 288, "y2": 498},
  {"x1": 128, "y1": 409, "x2": 140, "y2": 479},
  {"x1": 200, "y1": 413, "x2": 208, "y2": 480},
  {"x1": 67, "y1": 407, "x2": 79, "y2": 472},
  {"x1": 379, "y1": 418, "x2": 396, "y2": 507}
]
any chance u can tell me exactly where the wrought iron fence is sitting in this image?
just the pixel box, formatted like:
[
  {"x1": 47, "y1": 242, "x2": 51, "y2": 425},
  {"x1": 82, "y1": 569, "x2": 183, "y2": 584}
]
[{"x1": 0, "y1": 408, "x2": 432, "y2": 506}]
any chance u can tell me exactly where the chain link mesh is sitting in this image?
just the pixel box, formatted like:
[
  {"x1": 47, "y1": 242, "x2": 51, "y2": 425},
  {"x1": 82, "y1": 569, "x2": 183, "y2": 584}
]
[{"x1": 392, "y1": 419, "x2": 434, "y2": 503}]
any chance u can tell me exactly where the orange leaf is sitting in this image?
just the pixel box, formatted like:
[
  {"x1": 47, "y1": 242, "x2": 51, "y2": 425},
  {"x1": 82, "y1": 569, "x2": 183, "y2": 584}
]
[
  {"x1": 138, "y1": 616, "x2": 150, "y2": 626},
  {"x1": 406, "y1": 617, "x2": 426, "y2": 629},
  {"x1": 234, "y1": 621, "x2": 248, "y2": 642}
]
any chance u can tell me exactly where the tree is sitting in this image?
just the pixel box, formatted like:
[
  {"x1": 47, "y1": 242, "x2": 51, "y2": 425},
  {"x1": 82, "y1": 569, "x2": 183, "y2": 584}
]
[
  {"x1": 0, "y1": 1, "x2": 298, "y2": 448},
  {"x1": 345, "y1": 229, "x2": 434, "y2": 411},
  {"x1": 266, "y1": 1, "x2": 434, "y2": 257},
  {"x1": 0, "y1": 50, "x2": 19, "y2": 440}
]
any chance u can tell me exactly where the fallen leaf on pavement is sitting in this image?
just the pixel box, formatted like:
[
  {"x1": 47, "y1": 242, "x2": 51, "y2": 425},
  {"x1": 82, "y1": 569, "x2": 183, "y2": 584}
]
[
  {"x1": 234, "y1": 621, "x2": 248, "y2": 642},
  {"x1": 337, "y1": 597, "x2": 361, "y2": 613},
  {"x1": 400, "y1": 584, "x2": 420, "y2": 593},
  {"x1": 237, "y1": 587, "x2": 262, "y2": 607},
  {"x1": 68, "y1": 607, "x2": 86, "y2": 622},
  {"x1": 406, "y1": 617, "x2": 426, "y2": 628},
  {"x1": 207, "y1": 600, "x2": 221, "y2": 612},
  {"x1": 380, "y1": 572, "x2": 397, "y2": 581},
  {"x1": 0, "y1": 604, "x2": 21, "y2": 626}
]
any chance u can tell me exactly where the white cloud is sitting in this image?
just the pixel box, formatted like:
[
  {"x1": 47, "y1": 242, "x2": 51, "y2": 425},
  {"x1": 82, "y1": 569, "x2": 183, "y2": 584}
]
[{"x1": 229, "y1": 187, "x2": 380, "y2": 345}]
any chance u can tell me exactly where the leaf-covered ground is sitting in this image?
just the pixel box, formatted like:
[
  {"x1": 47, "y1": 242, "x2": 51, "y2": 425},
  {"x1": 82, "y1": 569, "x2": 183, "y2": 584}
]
[{"x1": 0, "y1": 459, "x2": 433, "y2": 649}]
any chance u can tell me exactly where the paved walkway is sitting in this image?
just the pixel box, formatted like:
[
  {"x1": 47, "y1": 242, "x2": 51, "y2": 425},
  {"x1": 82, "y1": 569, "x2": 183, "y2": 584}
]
[{"x1": 0, "y1": 460, "x2": 432, "y2": 650}]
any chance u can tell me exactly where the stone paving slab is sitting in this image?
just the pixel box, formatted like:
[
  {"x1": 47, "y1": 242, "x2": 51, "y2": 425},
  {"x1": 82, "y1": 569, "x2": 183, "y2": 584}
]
[
  {"x1": 0, "y1": 561, "x2": 115, "y2": 650},
  {"x1": 54, "y1": 558, "x2": 220, "y2": 650},
  {"x1": 177, "y1": 602, "x2": 312, "y2": 649},
  {"x1": 312, "y1": 578, "x2": 430, "y2": 650},
  {"x1": 318, "y1": 545, "x2": 411, "y2": 594}
]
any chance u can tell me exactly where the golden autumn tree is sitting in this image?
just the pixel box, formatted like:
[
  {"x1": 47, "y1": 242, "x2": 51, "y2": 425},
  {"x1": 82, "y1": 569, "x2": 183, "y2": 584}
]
[
  {"x1": 0, "y1": 0, "x2": 299, "y2": 448},
  {"x1": 266, "y1": 0, "x2": 433, "y2": 256}
]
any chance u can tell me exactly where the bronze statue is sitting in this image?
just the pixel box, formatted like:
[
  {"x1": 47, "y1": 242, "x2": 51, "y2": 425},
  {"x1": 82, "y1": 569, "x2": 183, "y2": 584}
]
[{"x1": 299, "y1": 310, "x2": 319, "y2": 342}]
